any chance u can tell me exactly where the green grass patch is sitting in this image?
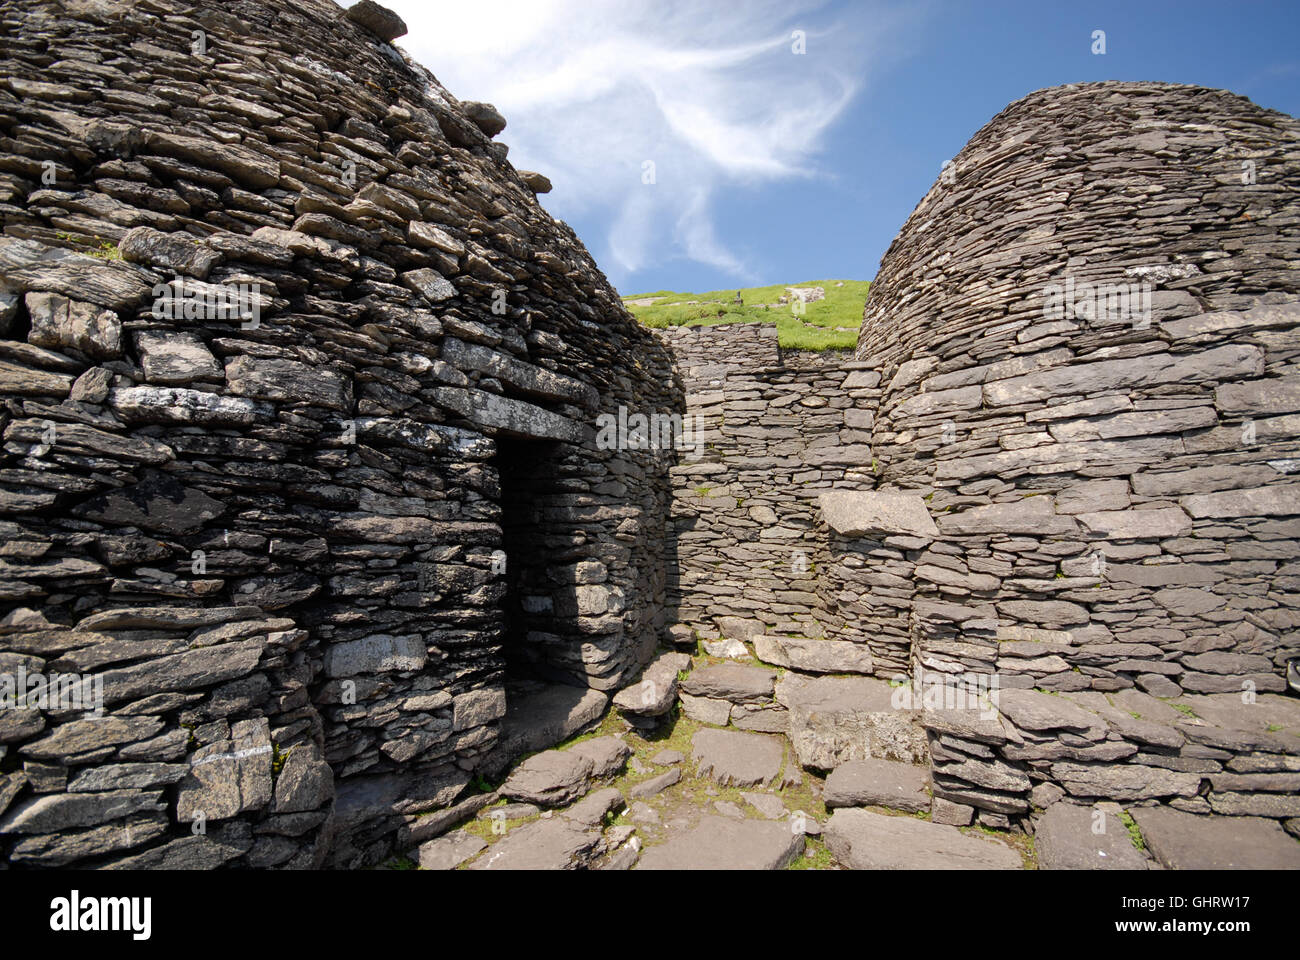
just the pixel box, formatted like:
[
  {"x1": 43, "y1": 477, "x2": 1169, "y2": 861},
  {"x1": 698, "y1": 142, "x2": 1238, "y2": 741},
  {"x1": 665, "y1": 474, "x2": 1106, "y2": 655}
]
[
  {"x1": 621, "y1": 279, "x2": 870, "y2": 351},
  {"x1": 787, "y1": 837, "x2": 835, "y2": 870},
  {"x1": 1117, "y1": 809, "x2": 1146, "y2": 851}
]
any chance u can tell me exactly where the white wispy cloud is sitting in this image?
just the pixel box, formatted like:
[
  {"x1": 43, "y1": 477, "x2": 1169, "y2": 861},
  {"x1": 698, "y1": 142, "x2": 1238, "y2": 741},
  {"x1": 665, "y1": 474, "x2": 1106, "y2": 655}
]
[{"x1": 387, "y1": 0, "x2": 907, "y2": 286}]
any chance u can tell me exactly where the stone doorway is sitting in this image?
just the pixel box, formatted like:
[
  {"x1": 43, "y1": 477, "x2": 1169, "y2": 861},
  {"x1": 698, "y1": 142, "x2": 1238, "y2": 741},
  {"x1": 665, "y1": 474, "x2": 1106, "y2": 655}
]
[
  {"x1": 482, "y1": 437, "x2": 610, "y2": 777},
  {"x1": 494, "y1": 435, "x2": 567, "y2": 683}
]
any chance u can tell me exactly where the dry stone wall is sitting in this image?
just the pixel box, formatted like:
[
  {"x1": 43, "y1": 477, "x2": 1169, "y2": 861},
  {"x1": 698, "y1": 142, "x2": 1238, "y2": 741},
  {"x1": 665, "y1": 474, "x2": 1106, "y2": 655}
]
[
  {"x1": 0, "y1": 0, "x2": 677, "y2": 869},
  {"x1": 653, "y1": 82, "x2": 1300, "y2": 833},
  {"x1": 654, "y1": 322, "x2": 898, "y2": 677},
  {"x1": 0, "y1": 2, "x2": 1296, "y2": 871},
  {"x1": 850, "y1": 81, "x2": 1300, "y2": 823}
]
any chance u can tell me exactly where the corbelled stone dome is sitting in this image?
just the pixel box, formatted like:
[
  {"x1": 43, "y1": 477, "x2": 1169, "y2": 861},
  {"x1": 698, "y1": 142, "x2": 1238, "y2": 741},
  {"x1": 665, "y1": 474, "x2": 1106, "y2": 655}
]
[{"x1": 0, "y1": 0, "x2": 678, "y2": 868}]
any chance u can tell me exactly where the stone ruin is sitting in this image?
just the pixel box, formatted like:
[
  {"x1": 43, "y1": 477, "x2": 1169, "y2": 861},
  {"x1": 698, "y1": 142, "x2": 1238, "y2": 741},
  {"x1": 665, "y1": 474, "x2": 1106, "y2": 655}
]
[
  {"x1": 0, "y1": 0, "x2": 1297, "y2": 870},
  {"x1": 0, "y1": 0, "x2": 677, "y2": 868}
]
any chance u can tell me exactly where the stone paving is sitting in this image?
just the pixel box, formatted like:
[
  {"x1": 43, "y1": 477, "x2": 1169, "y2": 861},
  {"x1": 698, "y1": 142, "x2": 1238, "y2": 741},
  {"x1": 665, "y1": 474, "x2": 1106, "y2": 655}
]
[{"x1": 392, "y1": 645, "x2": 1300, "y2": 871}]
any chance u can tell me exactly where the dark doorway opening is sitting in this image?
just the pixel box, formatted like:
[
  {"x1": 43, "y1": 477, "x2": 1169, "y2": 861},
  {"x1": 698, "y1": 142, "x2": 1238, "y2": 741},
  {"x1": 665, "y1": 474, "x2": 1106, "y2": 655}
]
[
  {"x1": 483, "y1": 436, "x2": 604, "y2": 779},
  {"x1": 494, "y1": 436, "x2": 566, "y2": 683}
]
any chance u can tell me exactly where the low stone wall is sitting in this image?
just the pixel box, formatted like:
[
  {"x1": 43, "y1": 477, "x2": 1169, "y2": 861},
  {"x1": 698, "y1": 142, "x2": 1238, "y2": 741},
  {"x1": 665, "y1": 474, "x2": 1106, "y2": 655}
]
[{"x1": 656, "y1": 323, "x2": 894, "y2": 676}]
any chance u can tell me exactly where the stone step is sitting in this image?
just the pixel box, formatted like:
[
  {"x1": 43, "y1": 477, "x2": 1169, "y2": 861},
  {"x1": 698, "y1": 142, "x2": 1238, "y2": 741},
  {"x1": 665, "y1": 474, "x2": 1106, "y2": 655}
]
[
  {"x1": 824, "y1": 808, "x2": 1022, "y2": 869},
  {"x1": 823, "y1": 756, "x2": 931, "y2": 813},
  {"x1": 636, "y1": 815, "x2": 804, "y2": 870}
]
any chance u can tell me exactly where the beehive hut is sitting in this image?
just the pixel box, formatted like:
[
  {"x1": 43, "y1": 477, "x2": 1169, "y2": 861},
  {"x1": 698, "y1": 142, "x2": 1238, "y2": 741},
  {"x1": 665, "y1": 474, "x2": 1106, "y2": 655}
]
[
  {"x1": 0, "y1": 0, "x2": 679, "y2": 867},
  {"x1": 846, "y1": 82, "x2": 1300, "y2": 817}
]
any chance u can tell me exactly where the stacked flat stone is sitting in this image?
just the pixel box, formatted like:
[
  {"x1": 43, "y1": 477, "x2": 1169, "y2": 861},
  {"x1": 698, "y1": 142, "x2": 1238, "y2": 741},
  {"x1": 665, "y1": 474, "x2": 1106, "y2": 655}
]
[
  {"x1": 654, "y1": 323, "x2": 883, "y2": 674},
  {"x1": 0, "y1": 0, "x2": 676, "y2": 868},
  {"x1": 849, "y1": 81, "x2": 1300, "y2": 823}
]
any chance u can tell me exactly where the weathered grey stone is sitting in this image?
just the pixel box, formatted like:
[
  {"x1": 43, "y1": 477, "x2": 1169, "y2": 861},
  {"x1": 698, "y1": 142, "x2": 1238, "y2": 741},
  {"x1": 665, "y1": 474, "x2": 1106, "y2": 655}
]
[
  {"x1": 691, "y1": 728, "x2": 784, "y2": 788},
  {"x1": 612, "y1": 651, "x2": 690, "y2": 716},
  {"x1": 226, "y1": 356, "x2": 350, "y2": 411},
  {"x1": 324, "y1": 634, "x2": 427, "y2": 677},
  {"x1": 0, "y1": 789, "x2": 164, "y2": 834},
  {"x1": 820, "y1": 491, "x2": 938, "y2": 539},
  {"x1": 21, "y1": 716, "x2": 163, "y2": 762},
  {"x1": 465, "y1": 818, "x2": 601, "y2": 870},
  {"x1": 824, "y1": 807, "x2": 1021, "y2": 869},
  {"x1": 119, "y1": 226, "x2": 221, "y2": 279},
  {"x1": 176, "y1": 719, "x2": 274, "y2": 821},
  {"x1": 678, "y1": 692, "x2": 731, "y2": 726},
  {"x1": 500, "y1": 750, "x2": 594, "y2": 807},
  {"x1": 783, "y1": 674, "x2": 928, "y2": 769},
  {"x1": 753, "y1": 635, "x2": 873, "y2": 674},
  {"x1": 432, "y1": 386, "x2": 584, "y2": 442},
  {"x1": 680, "y1": 664, "x2": 775, "y2": 703},
  {"x1": 930, "y1": 796, "x2": 975, "y2": 825},
  {"x1": 462, "y1": 101, "x2": 507, "y2": 137},
  {"x1": 418, "y1": 828, "x2": 486, "y2": 870},
  {"x1": 940, "y1": 496, "x2": 1077, "y2": 535},
  {"x1": 519, "y1": 170, "x2": 553, "y2": 194},
  {"x1": 1182, "y1": 485, "x2": 1300, "y2": 519},
  {"x1": 567, "y1": 737, "x2": 631, "y2": 779},
  {"x1": 1051, "y1": 762, "x2": 1201, "y2": 800},
  {"x1": 132, "y1": 329, "x2": 222, "y2": 384},
  {"x1": 824, "y1": 757, "x2": 931, "y2": 812},
  {"x1": 1131, "y1": 806, "x2": 1300, "y2": 869},
  {"x1": 26, "y1": 292, "x2": 121, "y2": 359},
  {"x1": 629, "y1": 768, "x2": 681, "y2": 799},
  {"x1": 1215, "y1": 377, "x2": 1300, "y2": 418},
  {"x1": 452, "y1": 688, "x2": 507, "y2": 731},
  {"x1": 984, "y1": 346, "x2": 1263, "y2": 406},
  {"x1": 560, "y1": 786, "x2": 624, "y2": 826},
  {"x1": 108, "y1": 386, "x2": 260, "y2": 425},
  {"x1": 343, "y1": 0, "x2": 408, "y2": 41},
  {"x1": 996, "y1": 688, "x2": 1103, "y2": 733},
  {"x1": 637, "y1": 815, "x2": 803, "y2": 870},
  {"x1": 1077, "y1": 507, "x2": 1192, "y2": 539},
  {"x1": 1035, "y1": 802, "x2": 1153, "y2": 869}
]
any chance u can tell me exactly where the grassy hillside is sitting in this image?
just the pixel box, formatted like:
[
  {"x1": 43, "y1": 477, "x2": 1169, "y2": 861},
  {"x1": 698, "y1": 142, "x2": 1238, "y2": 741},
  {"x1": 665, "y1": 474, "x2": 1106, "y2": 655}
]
[{"x1": 621, "y1": 279, "x2": 869, "y2": 351}]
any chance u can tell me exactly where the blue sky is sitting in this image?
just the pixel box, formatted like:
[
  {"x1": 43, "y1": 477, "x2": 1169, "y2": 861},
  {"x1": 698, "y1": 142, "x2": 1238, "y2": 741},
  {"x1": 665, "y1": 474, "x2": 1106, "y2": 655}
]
[{"x1": 386, "y1": 0, "x2": 1300, "y2": 296}]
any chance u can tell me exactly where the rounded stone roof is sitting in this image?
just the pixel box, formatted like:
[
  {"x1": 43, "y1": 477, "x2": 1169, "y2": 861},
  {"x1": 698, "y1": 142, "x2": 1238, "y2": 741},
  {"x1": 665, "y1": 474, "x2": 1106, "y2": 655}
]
[{"x1": 856, "y1": 81, "x2": 1300, "y2": 366}]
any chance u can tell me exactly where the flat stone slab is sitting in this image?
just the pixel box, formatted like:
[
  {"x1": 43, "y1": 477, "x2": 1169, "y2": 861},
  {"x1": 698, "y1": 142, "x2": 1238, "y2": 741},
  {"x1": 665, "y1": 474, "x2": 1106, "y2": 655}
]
[
  {"x1": 824, "y1": 757, "x2": 931, "y2": 813},
  {"x1": 629, "y1": 768, "x2": 681, "y2": 799},
  {"x1": 679, "y1": 692, "x2": 732, "y2": 726},
  {"x1": 612, "y1": 652, "x2": 691, "y2": 716},
  {"x1": 824, "y1": 808, "x2": 1022, "y2": 869},
  {"x1": 996, "y1": 687, "x2": 1104, "y2": 733},
  {"x1": 560, "y1": 787, "x2": 624, "y2": 827},
  {"x1": 417, "y1": 829, "x2": 486, "y2": 870},
  {"x1": 1130, "y1": 806, "x2": 1300, "y2": 870},
  {"x1": 500, "y1": 751, "x2": 593, "y2": 807},
  {"x1": 479, "y1": 683, "x2": 607, "y2": 778},
  {"x1": 1034, "y1": 803, "x2": 1154, "y2": 870},
  {"x1": 465, "y1": 818, "x2": 601, "y2": 870},
  {"x1": 779, "y1": 674, "x2": 927, "y2": 770},
  {"x1": 566, "y1": 737, "x2": 631, "y2": 779},
  {"x1": 820, "y1": 491, "x2": 939, "y2": 539},
  {"x1": 637, "y1": 816, "x2": 804, "y2": 870},
  {"x1": 692, "y1": 729, "x2": 785, "y2": 788},
  {"x1": 753, "y1": 635, "x2": 874, "y2": 674},
  {"x1": 680, "y1": 664, "x2": 775, "y2": 703},
  {"x1": 741, "y1": 792, "x2": 787, "y2": 820}
]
